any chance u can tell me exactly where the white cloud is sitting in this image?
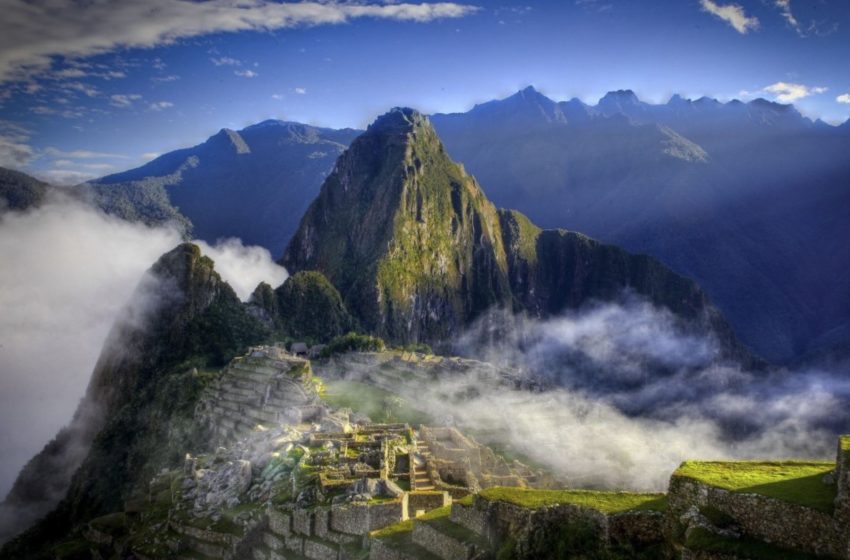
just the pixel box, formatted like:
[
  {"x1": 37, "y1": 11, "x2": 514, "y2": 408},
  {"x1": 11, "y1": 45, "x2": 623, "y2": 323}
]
[
  {"x1": 700, "y1": 0, "x2": 759, "y2": 34},
  {"x1": 774, "y1": 0, "x2": 799, "y2": 32},
  {"x1": 294, "y1": 87, "x2": 307, "y2": 94},
  {"x1": 109, "y1": 93, "x2": 142, "y2": 107},
  {"x1": 762, "y1": 81, "x2": 827, "y2": 103},
  {"x1": 210, "y1": 56, "x2": 242, "y2": 66},
  {"x1": 234, "y1": 69, "x2": 258, "y2": 78},
  {"x1": 141, "y1": 152, "x2": 160, "y2": 160},
  {"x1": 195, "y1": 238, "x2": 288, "y2": 301},
  {"x1": 271, "y1": 93, "x2": 284, "y2": 100},
  {"x1": 44, "y1": 147, "x2": 128, "y2": 159},
  {"x1": 148, "y1": 100, "x2": 174, "y2": 111},
  {"x1": 837, "y1": 93, "x2": 850, "y2": 104},
  {"x1": 0, "y1": 0, "x2": 480, "y2": 83},
  {"x1": 0, "y1": 120, "x2": 35, "y2": 168},
  {"x1": 63, "y1": 81, "x2": 100, "y2": 98},
  {"x1": 35, "y1": 169, "x2": 98, "y2": 185},
  {"x1": 151, "y1": 74, "x2": 180, "y2": 83},
  {"x1": 0, "y1": 193, "x2": 184, "y2": 527}
]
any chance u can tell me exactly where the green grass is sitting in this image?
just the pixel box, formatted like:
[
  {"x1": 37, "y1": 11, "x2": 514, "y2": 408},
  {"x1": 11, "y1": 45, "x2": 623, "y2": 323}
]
[
  {"x1": 478, "y1": 487, "x2": 667, "y2": 514},
  {"x1": 321, "y1": 379, "x2": 432, "y2": 425},
  {"x1": 370, "y1": 505, "x2": 451, "y2": 540},
  {"x1": 686, "y1": 527, "x2": 822, "y2": 560},
  {"x1": 456, "y1": 494, "x2": 475, "y2": 506},
  {"x1": 89, "y1": 512, "x2": 126, "y2": 532},
  {"x1": 674, "y1": 461, "x2": 836, "y2": 513}
]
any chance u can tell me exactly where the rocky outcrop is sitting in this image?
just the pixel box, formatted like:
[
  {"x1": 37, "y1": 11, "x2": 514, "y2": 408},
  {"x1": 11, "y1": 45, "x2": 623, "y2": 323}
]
[
  {"x1": 283, "y1": 108, "x2": 512, "y2": 344},
  {"x1": 275, "y1": 271, "x2": 355, "y2": 342}
]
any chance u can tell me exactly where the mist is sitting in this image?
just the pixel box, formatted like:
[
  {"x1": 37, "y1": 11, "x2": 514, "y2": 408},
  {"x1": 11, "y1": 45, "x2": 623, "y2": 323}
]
[
  {"x1": 447, "y1": 302, "x2": 850, "y2": 489},
  {"x1": 335, "y1": 299, "x2": 850, "y2": 491},
  {"x1": 195, "y1": 238, "x2": 288, "y2": 301},
  {"x1": 0, "y1": 193, "x2": 288, "y2": 504}
]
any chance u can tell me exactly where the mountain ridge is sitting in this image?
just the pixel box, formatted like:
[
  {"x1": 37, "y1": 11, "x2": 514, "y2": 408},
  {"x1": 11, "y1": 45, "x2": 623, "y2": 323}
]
[{"x1": 283, "y1": 108, "x2": 750, "y2": 362}]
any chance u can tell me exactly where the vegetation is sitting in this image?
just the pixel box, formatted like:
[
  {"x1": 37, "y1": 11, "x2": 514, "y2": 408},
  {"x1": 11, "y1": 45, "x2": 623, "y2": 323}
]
[
  {"x1": 320, "y1": 379, "x2": 431, "y2": 425},
  {"x1": 685, "y1": 527, "x2": 821, "y2": 560},
  {"x1": 674, "y1": 461, "x2": 836, "y2": 513},
  {"x1": 79, "y1": 179, "x2": 192, "y2": 233},
  {"x1": 0, "y1": 167, "x2": 50, "y2": 211},
  {"x1": 276, "y1": 271, "x2": 354, "y2": 343},
  {"x1": 319, "y1": 332, "x2": 386, "y2": 357},
  {"x1": 478, "y1": 487, "x2": 667, "y2": 514},
  {"x1": 369, "y1": 505, "x2": 450, "y2": 541}
]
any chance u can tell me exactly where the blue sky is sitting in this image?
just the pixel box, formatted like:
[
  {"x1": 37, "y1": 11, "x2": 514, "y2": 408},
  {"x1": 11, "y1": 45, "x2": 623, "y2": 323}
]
[{"x1": 0, "y1": 0, "x2": 849, "y2": 184}]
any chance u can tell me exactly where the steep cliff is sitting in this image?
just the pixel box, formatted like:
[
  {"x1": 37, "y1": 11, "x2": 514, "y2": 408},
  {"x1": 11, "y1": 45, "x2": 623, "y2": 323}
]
[
  {"x1": 0, "y1": 243, "x2": 268, "y2": 558},
  {"x1": 283, "y1": 108, "x2": 512, "y2": 343}
]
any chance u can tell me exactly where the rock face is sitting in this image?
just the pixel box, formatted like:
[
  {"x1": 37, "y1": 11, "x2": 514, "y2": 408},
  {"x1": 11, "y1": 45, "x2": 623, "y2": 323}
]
[
  {"x1": 283, "y1": 108, "x2": 747, "y2": 357},
  {"x1": 275, "y1": 271, "x2": 355, "y2": 342},
  {"x1": 283, "y1": 108, "x2": 511, "y2": 343},
  {"x1": 0, "y1": 243, "x2": 268, "y2": 558}
]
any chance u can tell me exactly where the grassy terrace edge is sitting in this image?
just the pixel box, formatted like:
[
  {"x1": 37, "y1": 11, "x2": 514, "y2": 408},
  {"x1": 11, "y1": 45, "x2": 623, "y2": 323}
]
[
  {"x1": 673, "y1": 460, "x2": 836, "y2": 513},
  {"x1": 369, "y1": 505, "x2": 451, "y2": 541},
  {"x1": 477, "y1": 487, "x2": 667, "y2": 514}
]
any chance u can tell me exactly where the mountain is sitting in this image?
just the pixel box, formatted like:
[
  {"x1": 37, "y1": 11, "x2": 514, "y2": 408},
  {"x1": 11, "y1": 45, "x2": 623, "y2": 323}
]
[
  {"x1": 0, "y1": 167, "x2": 50, "y2": 211},
  {"x1": 89, "y1": 121, "x2": 361, "y2": 253},
  {"x1": 431, "y1": 87, "x2": 850, "y2": 362},
  {"x1": 283, "y1": 108, "x2": 746, "y2": 360},
  {"x1": 0, "y1": 243, "x2": 269, "y2": 557}
]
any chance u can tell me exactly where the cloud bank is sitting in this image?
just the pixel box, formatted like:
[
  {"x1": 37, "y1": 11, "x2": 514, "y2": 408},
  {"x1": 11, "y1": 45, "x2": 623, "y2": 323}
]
[
  {"x1": 196, "y1": 238, "x2": 288, "y2": 301},
  {"x1": 0, "y1": 0, "x2": 480, "y2": 83},
  {"x1": 333, "y1": 300, "x2": 850, "y2": 491},
  {"x1": 700, "y1": 0, "x2": 759, "y2": 34},
  {"x1": 0, "y1": 194, "x2": 288, "y2": 505}
]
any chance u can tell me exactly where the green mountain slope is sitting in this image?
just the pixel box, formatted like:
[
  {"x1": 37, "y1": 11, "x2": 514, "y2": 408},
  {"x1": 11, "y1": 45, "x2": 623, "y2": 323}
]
[{"x1": 283, "y1": 108, "x2": 747, "y2": 359}]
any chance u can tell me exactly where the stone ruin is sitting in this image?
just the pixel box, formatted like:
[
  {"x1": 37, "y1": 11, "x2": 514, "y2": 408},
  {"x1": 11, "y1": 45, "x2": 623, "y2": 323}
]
[
  {"x1": 419, "y1": 426, "x2": 547, "y2": 495},
  {"x1": 74, "y1": 345, "x2": 553, "y2": 560}
]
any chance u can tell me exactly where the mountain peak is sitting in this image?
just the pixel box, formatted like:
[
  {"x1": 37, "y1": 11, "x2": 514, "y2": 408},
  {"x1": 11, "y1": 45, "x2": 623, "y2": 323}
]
[
  {"x1": 367, "y1": 107, "x2": 428, "y2": 134},
  {"x1": 211, "y1": 128, "x2": 250, "y2": 154},
  {"x1": 600, "y1": 89, "x2": 640, "y2": 105}
]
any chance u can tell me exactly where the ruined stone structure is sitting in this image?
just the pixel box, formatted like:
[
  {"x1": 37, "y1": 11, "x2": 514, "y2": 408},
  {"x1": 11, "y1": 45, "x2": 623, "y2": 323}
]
[
  {"x1": 419, "y1": 427, "x2": 541, "y2": 495},
  {"x1": 56, "y1": 348, "x2": 850, "y2": 560}
]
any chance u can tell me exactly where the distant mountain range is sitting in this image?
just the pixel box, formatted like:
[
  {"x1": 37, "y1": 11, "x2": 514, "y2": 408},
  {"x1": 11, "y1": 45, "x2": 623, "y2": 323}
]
[
  {"x1": 6, "y1": 87, "x2": 848, "y2": 362},
  {"x1": 430, "y1": 87, "x2": 850, "y2": 362},
  {"x1": 88, "y1": 121, "x2": 360, "y2": 251}
]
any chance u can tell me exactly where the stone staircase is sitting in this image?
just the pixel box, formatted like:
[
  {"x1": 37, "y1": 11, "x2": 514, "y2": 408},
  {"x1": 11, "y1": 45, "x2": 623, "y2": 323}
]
[
  {"x1": 369, "y1": 502, "x2": 492, "y2": 560},
  {"x1": 412, "y1": 440, "x2": 435, "y2": 491}
]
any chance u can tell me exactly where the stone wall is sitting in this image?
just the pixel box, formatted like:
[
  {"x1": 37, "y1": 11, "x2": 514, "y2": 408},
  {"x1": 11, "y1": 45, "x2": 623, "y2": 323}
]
[
  {"x1": 608, "y1": 510, "x2": 666, "y2": 548},
  {"x1": 450, "y1": 501, "x2": 488, "y2": 535},
  {"x1": 406, "y1": 491, "x2": 450, "y2": 518},
  {"x1": 668, "y1": 475, "x2": 846, "y2": 558},
  {"x1": 329, "y1": 498, "x2": 407, "y2": 536}
]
